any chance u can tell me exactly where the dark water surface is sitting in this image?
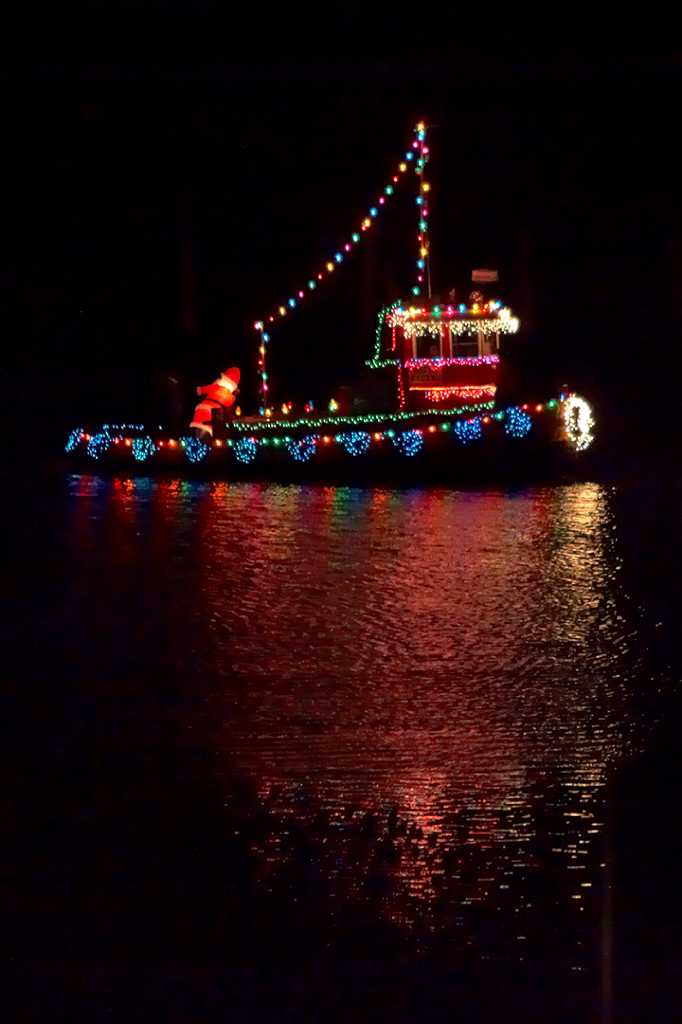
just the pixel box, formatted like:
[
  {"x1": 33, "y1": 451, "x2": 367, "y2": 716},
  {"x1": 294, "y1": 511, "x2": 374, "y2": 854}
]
[{"x1": 6, "y1": 475, "x2": 681, "y2": 1021}]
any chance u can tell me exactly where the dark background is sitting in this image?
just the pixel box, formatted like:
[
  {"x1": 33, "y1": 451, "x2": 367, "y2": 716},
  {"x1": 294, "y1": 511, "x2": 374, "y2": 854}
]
[
  {"x1": 4, "y1": 22, "x2": 682, "y2": 1023},
  {"x1": 2, "y1": 33, "x2": 681, "y2": 464}
]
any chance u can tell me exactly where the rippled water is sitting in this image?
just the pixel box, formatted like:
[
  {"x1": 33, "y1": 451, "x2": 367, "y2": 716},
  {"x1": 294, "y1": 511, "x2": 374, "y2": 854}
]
[
  {"x1": 51, "y1": 482, "x2": 659, "y2": 945},
  {"x1": 11, "y1": 474, "x2": 676, "y2": 1018}
]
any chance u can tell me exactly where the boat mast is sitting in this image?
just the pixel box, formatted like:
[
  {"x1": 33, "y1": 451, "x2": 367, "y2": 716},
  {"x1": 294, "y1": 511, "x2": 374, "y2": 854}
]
[
  {"x1": 252, "y1": 120, "x2": 431, "y2": 416},
  {"x1": 413, "y1": 121, "x2": 432, "y2": 300}
]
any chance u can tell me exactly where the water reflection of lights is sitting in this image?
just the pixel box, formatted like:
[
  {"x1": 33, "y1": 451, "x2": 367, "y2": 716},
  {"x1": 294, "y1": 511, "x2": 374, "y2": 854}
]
[{"x1": 69, "y1": 479, "x2": 662, "y2": 968}]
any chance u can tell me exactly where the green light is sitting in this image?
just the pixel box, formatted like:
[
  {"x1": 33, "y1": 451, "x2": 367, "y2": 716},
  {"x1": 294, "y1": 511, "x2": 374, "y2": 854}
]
[
  {"x1": 384, "y1": 185, "x2": 394, "y2": 195},
  {"x1": 440, "y1": 423, "x2": 450, "y2": 431},
  {"x1": 227, "y1": 400, "x2": 497, "y2": 435}
]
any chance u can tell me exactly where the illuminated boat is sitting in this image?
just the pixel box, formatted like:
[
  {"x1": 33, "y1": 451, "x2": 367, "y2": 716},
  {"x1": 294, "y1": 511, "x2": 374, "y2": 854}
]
[{"x1": 64, "y1": 120, "x2": 596, "y2": 479}]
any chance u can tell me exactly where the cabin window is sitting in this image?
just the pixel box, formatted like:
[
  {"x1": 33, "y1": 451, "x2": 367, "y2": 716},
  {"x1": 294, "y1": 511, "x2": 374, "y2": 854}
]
[
  {"x1": 480, "y1": 332, "x2": 498, "y2": 356},
  {"x1": 414, "y1": 330, "x2": 441, "y2": 359},
  {"x1": 450, "y1": 330, "x2": 478, "y2": 357}
]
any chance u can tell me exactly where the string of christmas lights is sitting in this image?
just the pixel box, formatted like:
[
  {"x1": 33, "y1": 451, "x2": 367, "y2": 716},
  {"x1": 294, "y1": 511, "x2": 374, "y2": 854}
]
[
  {"x1": 253, "y1": 123, "x2": 430, "y2": 412},
  {"x1": 417, "y1": 385, "x2": 498, "y2": 403},
  {"x1": 412, "y1": 121, "x2": 430, "y2": 298},
  {"x1": 68, "y1": 397, "x2": 596, "y2": 467},
  {"x1": 404, "y1": 355, "x2": 500, "y2": 369}
]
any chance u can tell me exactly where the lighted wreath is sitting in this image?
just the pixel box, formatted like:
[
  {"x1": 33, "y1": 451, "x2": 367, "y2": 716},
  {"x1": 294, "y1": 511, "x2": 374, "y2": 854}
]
[
  {"x1": 87, "y1": 429, "x2": 117, "y2": 459},
  {"x1": 65, "y1": 428, "x2": 84, "y2": 453},
  {"x1": 285, "y1": 436, "x2": 319, "y2": 462},
  {"x1": 504, "y1": 408, "x2": 532, "y2": 439},
  {"x1": 562, "y1": 396, "x2": 595, "y2": 452},
  {"x1": 182, "y1": 436, "x2": 210, "y2": 464},
  {"x1": 132, "y1": 436, "x2": 157, "y2": 462},
  {"x1": 453, "y1": 418, "x2": 482, "y2": 444},
  {"x1": 233, "y1": 438, "x2": 258, "y2": 464},
  {"x1": 336, "y1": 431, "x2": 372, "y2": 456},
  {"x1": 392, "y1": 429, "x2": 424, "y2": 457}
]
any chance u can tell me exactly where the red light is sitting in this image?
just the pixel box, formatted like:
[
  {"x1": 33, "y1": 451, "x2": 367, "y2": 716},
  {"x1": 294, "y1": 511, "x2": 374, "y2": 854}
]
[
  {"x1": 522, "y1": 404, "x2": 529, "y2": 411},
  {"x1": 428, "y1": 425, "x2": 437, "y2": 433},
  {"x1": 125, "y1": 439, "x2": 132, "y2": 446},
  {"x1": 373, "y1": 432, "x2": 382, "y2": 440},
  {"x1": 536, "y1": 404, "x2": 543, "y2": 412},
  {"x1": 169, "y1": 440, "x2": 176, "y2": 447},
  {"x1": 482, "y1": 416, "x2": 490, "y2": 424},
  {"x1": 214, "y1": 439, "x2": 222, "y2": 447},
  {"x1": 158, "y1": 440, "x2": 165, "y2": 447},
  {"x1": 323, "y1": 436, "x2": 331, "y2": 444}
]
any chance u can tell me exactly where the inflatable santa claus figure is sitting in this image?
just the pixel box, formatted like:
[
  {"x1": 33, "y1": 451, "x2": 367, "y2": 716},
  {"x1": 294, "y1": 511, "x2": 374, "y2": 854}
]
[{"x1": 189, "y1": 367, "x2": 240, "y2": 438}]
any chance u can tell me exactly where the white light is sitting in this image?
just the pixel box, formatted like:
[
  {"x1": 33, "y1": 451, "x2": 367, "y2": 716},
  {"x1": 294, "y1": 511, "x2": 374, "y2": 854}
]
[{"x1": 563, "y1": 395, "x2": 595, "y2": 452}]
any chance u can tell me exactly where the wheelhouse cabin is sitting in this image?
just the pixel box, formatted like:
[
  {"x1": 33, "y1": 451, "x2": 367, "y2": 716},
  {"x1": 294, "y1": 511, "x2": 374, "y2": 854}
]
[{"x1": 381, "y1": 297, "x2": 520, "y2": 411}]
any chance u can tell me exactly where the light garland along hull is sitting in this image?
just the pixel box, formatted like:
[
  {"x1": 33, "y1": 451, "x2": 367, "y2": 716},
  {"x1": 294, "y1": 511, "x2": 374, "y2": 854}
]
[{"x1": 64, "y1": 395, "x2": 596, "y2": 483}]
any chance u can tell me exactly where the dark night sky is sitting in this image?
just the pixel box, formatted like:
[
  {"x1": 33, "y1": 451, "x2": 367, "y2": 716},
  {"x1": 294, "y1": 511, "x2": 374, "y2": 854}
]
[{"x1": 3, "y1": 32, "x2": 682, "y2": 448}]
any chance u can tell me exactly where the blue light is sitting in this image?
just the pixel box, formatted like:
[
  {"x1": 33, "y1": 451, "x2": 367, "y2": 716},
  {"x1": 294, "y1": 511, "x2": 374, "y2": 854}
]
[
  {"x1": 262, "y1": 332, "x2": 270, "y2": 342},
  {"x1": 335, "y1": 252, "x2": 343, "y2": 263},
  {"x1": 288, "y1": 298, "x2": 296, "y2": 308},
  {"x1": 416, "y1": 196, "x2": 423, "y2": 205},
  {"x1": 370, "y1": 207, "x2": 378, "y2": 217},
  {"x1": 417, "y1": 259, "x2": 425, "y2": 268},
  {"x1": 392, "y1": 430, "x2": 424, "y2": 457},
  {"x1": 504, "y1": 408, "x2": 532, "y2": 439},
  {"x1": 458, "y1": 303, "x2": 466, "y2": 313},
  {"x1": 453, "y1": 418, "x2": 482, "y2": 444},
  {"x1": 417, "y1": 129, "x2": 425, "y2": 141},
  {"x1": 65, "y1": 427, "x2": 84, "y2": 453},
  {"x1": 182, "y1": 436, "x2": 210, "y2": 463},
  {"x1": 406, "y1": 152, "x2": 414, "y2": 161},
  {"x1": 234, "y1": 438, "x2": 258, "y2": 464},
  {"x1": 336, "y1": 431, "x2": 371, "y2": 456},
  {"x1": 87, "y1": 429, "x2": 117, "y2": 459},
  {"x1": 132, "y1": 436, "x2": 156, "y2": 462},
  {"x1": 285, "y1": 436, "x2": 318, "y2": 462}
]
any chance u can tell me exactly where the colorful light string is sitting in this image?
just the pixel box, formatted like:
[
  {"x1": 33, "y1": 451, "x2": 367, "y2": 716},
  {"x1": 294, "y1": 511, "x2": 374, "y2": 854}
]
[
  {"x1": 412, "y1": 121, "x2": 430, "y2": 298},
  {"x1": 67, "y1": 395, "x2": 598, "y2": 467},
  {"x1": 253, "y1": 122, "x2": 431, "y2": 412}
]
